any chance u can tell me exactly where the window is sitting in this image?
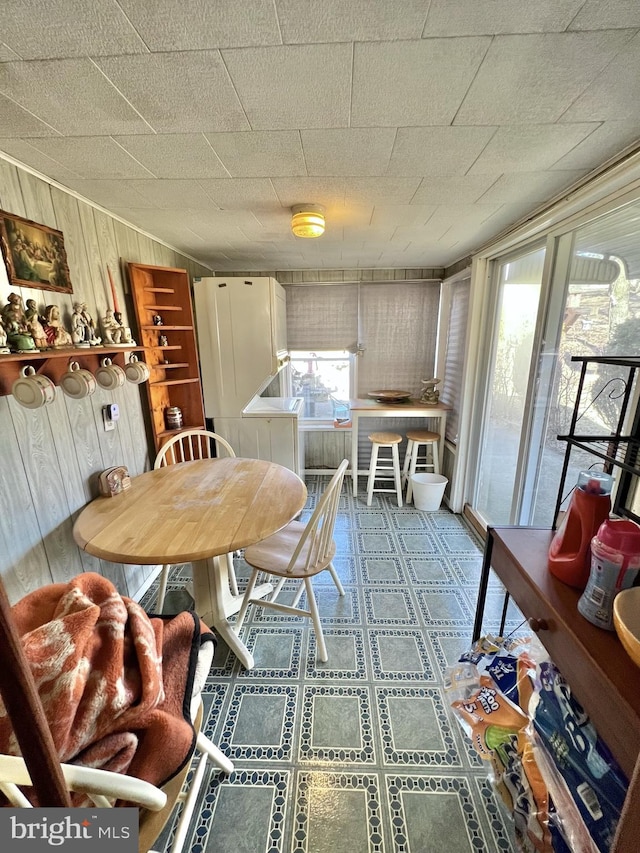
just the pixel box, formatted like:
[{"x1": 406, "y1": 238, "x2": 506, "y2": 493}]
[{"x1": 290, "y1": 350, "x2": 354, "y2": 422}]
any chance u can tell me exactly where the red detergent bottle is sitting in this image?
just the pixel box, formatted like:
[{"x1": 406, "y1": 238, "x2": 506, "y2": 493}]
[{"x1": 548, "y1": 470, "x2": 614, "y2": 589}]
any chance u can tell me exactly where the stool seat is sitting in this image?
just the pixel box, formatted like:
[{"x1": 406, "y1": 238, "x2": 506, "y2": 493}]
[
  {"x1": 366, "y1": 433, "x2": 403, "y2": 507},
  {"x1": 405, "y1": 429, "x2": 439, "y2": 443},
  {"x1": 369, "y1": 432, "x2": 402, "y2": 444},
  {"x1": 402, "y1": 430, "x2": 440, "y2": 503}
]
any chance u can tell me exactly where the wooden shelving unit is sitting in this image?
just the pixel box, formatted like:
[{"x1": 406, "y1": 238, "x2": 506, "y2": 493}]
[{"x1": 127, "y1": 263, "x2": 205, "y2": 453}]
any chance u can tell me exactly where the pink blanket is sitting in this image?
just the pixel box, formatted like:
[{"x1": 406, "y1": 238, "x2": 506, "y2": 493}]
[{"x1": 0, "y1": 572, "x2": 214, "y2": 793}]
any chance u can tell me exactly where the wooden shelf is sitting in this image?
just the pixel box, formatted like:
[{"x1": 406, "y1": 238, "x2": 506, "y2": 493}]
[
  {"x1": 0, "y1": 345, "x2": 141, "y2": 394},
  {"x1": 128, "y1": 262, "x2": 205, "y2": 455}
]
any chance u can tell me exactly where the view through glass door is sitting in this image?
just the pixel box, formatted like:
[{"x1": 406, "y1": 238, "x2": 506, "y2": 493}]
[{"x1": 473, "y1": 247, "x2": 546, "y2": 526}]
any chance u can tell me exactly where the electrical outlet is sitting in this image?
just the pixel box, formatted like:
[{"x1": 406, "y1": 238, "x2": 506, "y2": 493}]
[{"x1": 102, "y1": 405, "x2": 116, "y2": 431}]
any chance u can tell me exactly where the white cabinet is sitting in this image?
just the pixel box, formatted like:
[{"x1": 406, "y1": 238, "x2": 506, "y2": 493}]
[
  {"x1": 193, "y1": 276, "x2": 287, "y2": 418},
  {"x1": 213, "y1": 416, "x2": 304, "y2": 477}
]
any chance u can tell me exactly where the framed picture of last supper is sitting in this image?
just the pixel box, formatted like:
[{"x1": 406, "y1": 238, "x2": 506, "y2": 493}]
[{"x1": 0, "y1": 209, "x2": 73, "y2": 293}]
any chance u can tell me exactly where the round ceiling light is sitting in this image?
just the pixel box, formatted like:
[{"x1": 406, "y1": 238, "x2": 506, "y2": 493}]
[{"x1": 291, "y1": 204, "x2": 325, "y2": 238}]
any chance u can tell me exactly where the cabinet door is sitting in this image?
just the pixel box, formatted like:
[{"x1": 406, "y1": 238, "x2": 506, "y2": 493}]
[{"x1": 271, "y1": 278, "x2": 287, "y2": 356}]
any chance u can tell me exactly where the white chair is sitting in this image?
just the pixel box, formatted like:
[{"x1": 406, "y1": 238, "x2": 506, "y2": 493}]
[
  {"x1": 234, "y1": 459, "x2": 348, "y2": 663},
  {"x1": 366, "y1": 432, "x2": 403, "y2": 507},
  {"x1": 401, "y1": 428, "x2": 440, "y2": 503},
  {"x1": 153, "y1": 429, "x2": 238, "y2": 611}
]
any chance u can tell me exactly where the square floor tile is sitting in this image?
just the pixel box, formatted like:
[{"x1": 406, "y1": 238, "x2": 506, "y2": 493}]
[
  {"x1": 415, "y1": 588, "x2": 474, "y2": 627},
  {"x1": 237, "y1": 627, "x2": 303, "y2": 679},
  {"x1": 428, "y1": 630, "x2": 476, "y2": 677},
  {"x1": 395, "y1": 531, "x2": 441, "y2": 555},
  {"x1": 368, "y1": 629, "x2": 435, "y2": 681},
  {"x1": 293, "y1": 771, "x2": 385, "y2": 853},
  {"x1": 356, "y1": 530, "x2": 398, "y2": 554},
  {"x1": 355, "y1": 511, "x2": 389, "y2": 528},
  {"x1": 404, "y1": 557, "x2": 458, "y2": 585},
  {"x1": 389, "y1": 510, "x2": 430, "y2": 531},
  {"x1": 377, "y1": 686, "x2": 461, "y2": 767},
  {"x1": 359, "y1": 556, "x2": 406, "y2": 584},
  {"x1": 363, "y1": 588, "x2": 419, "y2": 625},
  {"x1": 299, "y1": 685, "x2": 375, "y2": 763},
  {"x1": 305, "y1": 629, "x2": 368, "y2": 680},
  {"x1": 220, "y1": 684, "x2": 297, "y2": 761}
]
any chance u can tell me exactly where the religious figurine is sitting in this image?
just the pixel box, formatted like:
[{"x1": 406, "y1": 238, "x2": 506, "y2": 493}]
[
  {"x1": 81, "y1": 302, "x2": 101, "y2": 345},
  {"x1": 114, "y1": 311, "x2": 135, "y2": 345},
  {"x1": 0, "y1": 319, "x2": 9, "y2": 353},
  {"x1": 2, "y1": 294, "x2": 36, "y2": 351},
  {"x1": 42, "y1": 304, "x2": 73, "y2": 348},
  {"x1": 71, "y1": 301, "x2": 91, "y2": 347},
  {"x1": 420, "y1": 377, "x2": 441, "y2": 404},
  {"x1": 101, "y1": 308, "x2": 124, "y2": 344},
  {"x1": 25, "y1": 299, "x2": 49, "y2": 349}
]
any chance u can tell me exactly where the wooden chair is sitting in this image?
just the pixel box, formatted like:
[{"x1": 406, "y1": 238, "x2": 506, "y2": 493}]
[
  {"x1": 366, "y1": 432, "x2": 403, "y2": 507},
  {"x1": 153, "y1": 429, "x2": 239, "y2": 611},
  {"x1": 0, "y1": 575, "x2": 232, "y2": 853},
  {"x1": 401, "y1": 428, "x2": 440, "y2": 503},
  {"x1": 234, "y1": 459, "x2": 348, "y2": 663}
]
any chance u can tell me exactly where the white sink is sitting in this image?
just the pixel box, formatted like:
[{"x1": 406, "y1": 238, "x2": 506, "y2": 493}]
[{"x1": 243, "y1": 396, "x2": 304, "y2": 416}]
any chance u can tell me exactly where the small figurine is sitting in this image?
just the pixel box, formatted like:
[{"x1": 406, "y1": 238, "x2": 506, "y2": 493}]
[
  {"x1": 101, "y1": 308, "x2": 124, "y2": 344},
  {"x1": 2, "y1": 294, "x2": 37, "y2": 351},
  {"x1": 114, "y1": 311, "x2": 135, "y2": 345},
  {"x1": 158, "y1": 334, "x2": 168, "y2": 347},
  {"x1": 420, "y1": 377, "x2": 441, "y2": 405},
  {"x1": 152, "y1": 314, "x2": 164, "y2": 326},
  {"x1": 42, "y1": 304, "x2": 73, "y2": 348},
  {"x1": 0, "y1": 319, "x2": 9, "y2": 353},
  {"x1": 71, "y1": 301, "x2": 91, "y2": 347},
  {"x1": 25, "y1": 299, "x2": 48, "y2": 349}
]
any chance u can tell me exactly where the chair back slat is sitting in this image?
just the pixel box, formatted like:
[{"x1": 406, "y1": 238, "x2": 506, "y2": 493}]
[
  {"x1": 155, "y1": 430, "x2": 236, "y2": 469},
  {"x1": 286, "y1": 459, "x2": 348, "y2": 575}
]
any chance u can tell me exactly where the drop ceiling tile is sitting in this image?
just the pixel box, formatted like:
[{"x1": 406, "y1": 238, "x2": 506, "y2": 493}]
[
  {"x1": 550, "y1": 121, "x2": 640, "y2": 170},
  {"x1": 272, "y1": 178, "x2": 346, "y2": 207},
  {"x1": 222, "y1": 44, "x2": 352, "y2": 130},
  {"x1": 114, "y1": 134, "x2": 229, "y2": 179},
  {"x1": 118, "y1": 0, "x2": 281, "y2": 50},
  {"x1": 559, "y1": 33, "x2": 640, "y2": 122},
  {"x1": 387, "y1": 126, "x2": 496, "y2": 176},
  {"x1": 476, "y1": 170, "x2": 588, "y2": 204},
  {"x1": 278, "y1": 0, "x2": 430, "y2": 43},
  {"x1": 0, "y1": 58, "x2": 152, "y2": 136},
  {"x1": 468, "y1": 124, "x2": 599, "y2": 174},
  {"x1": 423, "y1": 0, "x2": 584, "y2": 36},
  {"x1": 95, "y1": 52, "x2": 250, "y2": 134},
  {"x1": 61, "y1": 179, "x2": 150, "y2": 209},
  {"x1": 205, "y1": 131, "x2": 306, "y2": 176},
  {"x1": 455, "y1": 30, "x2": 635, "y2": 124},
  {"x1": 301, "y1": 129, "x2": 396, "y2": 176},
  {"x1": 129, "y1": 180, "x2": 221, "y2": 209},
  {"x1": 411, "y1": 174, "x2": 498, "y2": 205},
  {"x1": 1, "y1": 0, "x2": 147, "y2": 59},
  {"x1": 344, "y1": 178, "x2": 422, "y2": 205},
  {"x1": 370, "y1": 205, "x2": 436, "y2": 228},
  {"x1": 423, "y1": 204, "x2": 503, "y2": 238},
  {"x1": 0, "y1": 138, "x2": 81, "y2": 182},
  {"x1": 0, "y1": 43, "x2": 20, "y2": 61},
  {"x1": 352, "y1": 37, "x2": 490, "y2": 127},
  {"x1": 0, "y1": 93, "x2": 59, "y2": 136},
  {"x1": 197, "y1": 178, "x2": 280, "y2": 209},
  {"x1": 24, "y1": 137, "x2": 154, "y2": 179},
  {"x1": 568, "y1": 0, "x2": 640, "y2": 30}
]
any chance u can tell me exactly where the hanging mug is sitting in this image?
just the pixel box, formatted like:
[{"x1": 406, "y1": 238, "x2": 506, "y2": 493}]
[
  {"x1": 11, "y1": 365, "x2": 57, "y2": 409},
  {"x1": 60, "y1": 361, "x2": 97, "y2": 399},
  {"x1": 95, "y1": 357, "x2": 126, "y2": 391},
  {"x1": 124, "y1": 353, "x2": 150, "y2": 385}
]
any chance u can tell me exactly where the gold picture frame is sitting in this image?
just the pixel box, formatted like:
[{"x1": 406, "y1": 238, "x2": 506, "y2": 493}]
[{"x1": 0, "y1": 209, "x2": 73, "y2": 293}]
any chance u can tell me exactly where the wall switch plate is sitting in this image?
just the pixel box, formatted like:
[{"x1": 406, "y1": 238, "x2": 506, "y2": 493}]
[{"x1": 102, "y1": 405, "x2": 116, "y2": 431}]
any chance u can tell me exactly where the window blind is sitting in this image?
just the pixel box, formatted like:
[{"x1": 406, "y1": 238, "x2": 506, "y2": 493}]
[
  {"x1": 285, "y1": 284, "x2": 358, "y2": 350},
  {"x1": 440, "y1": 275, "x2": 471, "y2": 444}
]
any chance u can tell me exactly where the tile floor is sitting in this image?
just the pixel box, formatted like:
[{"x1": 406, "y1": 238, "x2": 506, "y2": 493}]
[{"x1": 141, "y1": 475, "x2": 526, "y2": 853}]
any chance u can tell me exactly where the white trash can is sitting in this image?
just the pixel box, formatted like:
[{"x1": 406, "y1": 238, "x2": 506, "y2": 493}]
[{"x1": 411, "y1": 473, "x2": 448, "y2": 511}]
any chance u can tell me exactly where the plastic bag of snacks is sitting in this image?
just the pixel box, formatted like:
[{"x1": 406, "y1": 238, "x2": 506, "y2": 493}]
[
  {"x1": 445, "y1": 636, "x2": 556, "y2": 853},
  {"x1": 530, "y1": 661, "x2": 627, "y2": 853}
]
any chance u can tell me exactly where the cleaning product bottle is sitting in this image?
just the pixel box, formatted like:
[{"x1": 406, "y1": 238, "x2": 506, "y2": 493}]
[
  {"x1": 578, "y1": 518, "x2": 640, "y2": 630},
  {"x1": 548, "y1": 471, "x2": 614, "y2": 589}
]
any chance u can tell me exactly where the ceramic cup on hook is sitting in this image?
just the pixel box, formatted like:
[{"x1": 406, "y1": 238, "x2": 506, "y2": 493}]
[
  {"x1": 124, "y1": 353, "x2": 150, "y2": 385},
  {"x1": 11, "y1": 365, "x2": 57, "y2": 409},
  {"x1": 95, "y1": 357, "x2": 126, "y2": 391},
  {"x1": 60, "y1": 360, "x2": 97, "y2": 399}
]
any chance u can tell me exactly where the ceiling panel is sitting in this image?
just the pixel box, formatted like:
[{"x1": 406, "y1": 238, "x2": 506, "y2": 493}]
[{"x1": 0, "y1": 3, "x2": 638, "y2": 271}]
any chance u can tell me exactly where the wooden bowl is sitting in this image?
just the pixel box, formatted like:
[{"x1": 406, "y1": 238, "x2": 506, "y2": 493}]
[
  {"x1": 613, "y1": 587, "x2": 640, "y2": 667},
  {"x1": 367, "y1": 390, "x2": 412, "y2": 403}
]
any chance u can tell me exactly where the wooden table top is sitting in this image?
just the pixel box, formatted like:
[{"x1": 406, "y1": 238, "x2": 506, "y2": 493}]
[
  {"x1": 73, "y1": 457, "x2": 308, "y2": 565},
  {"x1": 349, "y1": 398, "x2": 451, "y2": 413}
]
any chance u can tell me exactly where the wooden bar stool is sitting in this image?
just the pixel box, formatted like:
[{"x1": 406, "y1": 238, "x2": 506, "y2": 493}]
[
  {"x1": 366, "y1": 432, "x2": 403, "y2": 507},
  {"x1": 402, "y1": 429, "x2": 440, "y2": 503}
]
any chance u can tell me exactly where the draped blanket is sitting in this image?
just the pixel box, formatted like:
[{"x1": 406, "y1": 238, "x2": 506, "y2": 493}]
[{"x1": 0, "y1": 572, "x2": 214, "y2": 792}]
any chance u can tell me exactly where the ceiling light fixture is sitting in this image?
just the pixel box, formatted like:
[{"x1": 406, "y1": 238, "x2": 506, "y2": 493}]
[{"x1": 291, "y1": 204, "x2": 325, "y2": 238}]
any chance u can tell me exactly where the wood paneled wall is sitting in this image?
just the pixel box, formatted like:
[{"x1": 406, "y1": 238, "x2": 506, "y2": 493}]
[{"x1": 0, "y1": 159, "x2": 211, "y2": 604}]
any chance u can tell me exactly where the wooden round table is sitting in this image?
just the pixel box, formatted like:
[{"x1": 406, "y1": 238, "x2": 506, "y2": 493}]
[{"x1": 73, "y1": 457, "x2": 307, "y2": 668}]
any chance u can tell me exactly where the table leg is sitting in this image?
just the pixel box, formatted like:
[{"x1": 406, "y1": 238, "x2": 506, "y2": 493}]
[
  {"x1": 437, "y1": 412, "x2": 447, "y2": 471},
  {"x1": 191, "y1": 556, "x2": 273, "y2": 669},
  {"x1": 351, "y1": 413, "x2": 359, "y2": 496},
  {"x1": 472, "y1": 528, "x2": 494, "y2": 643}
]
